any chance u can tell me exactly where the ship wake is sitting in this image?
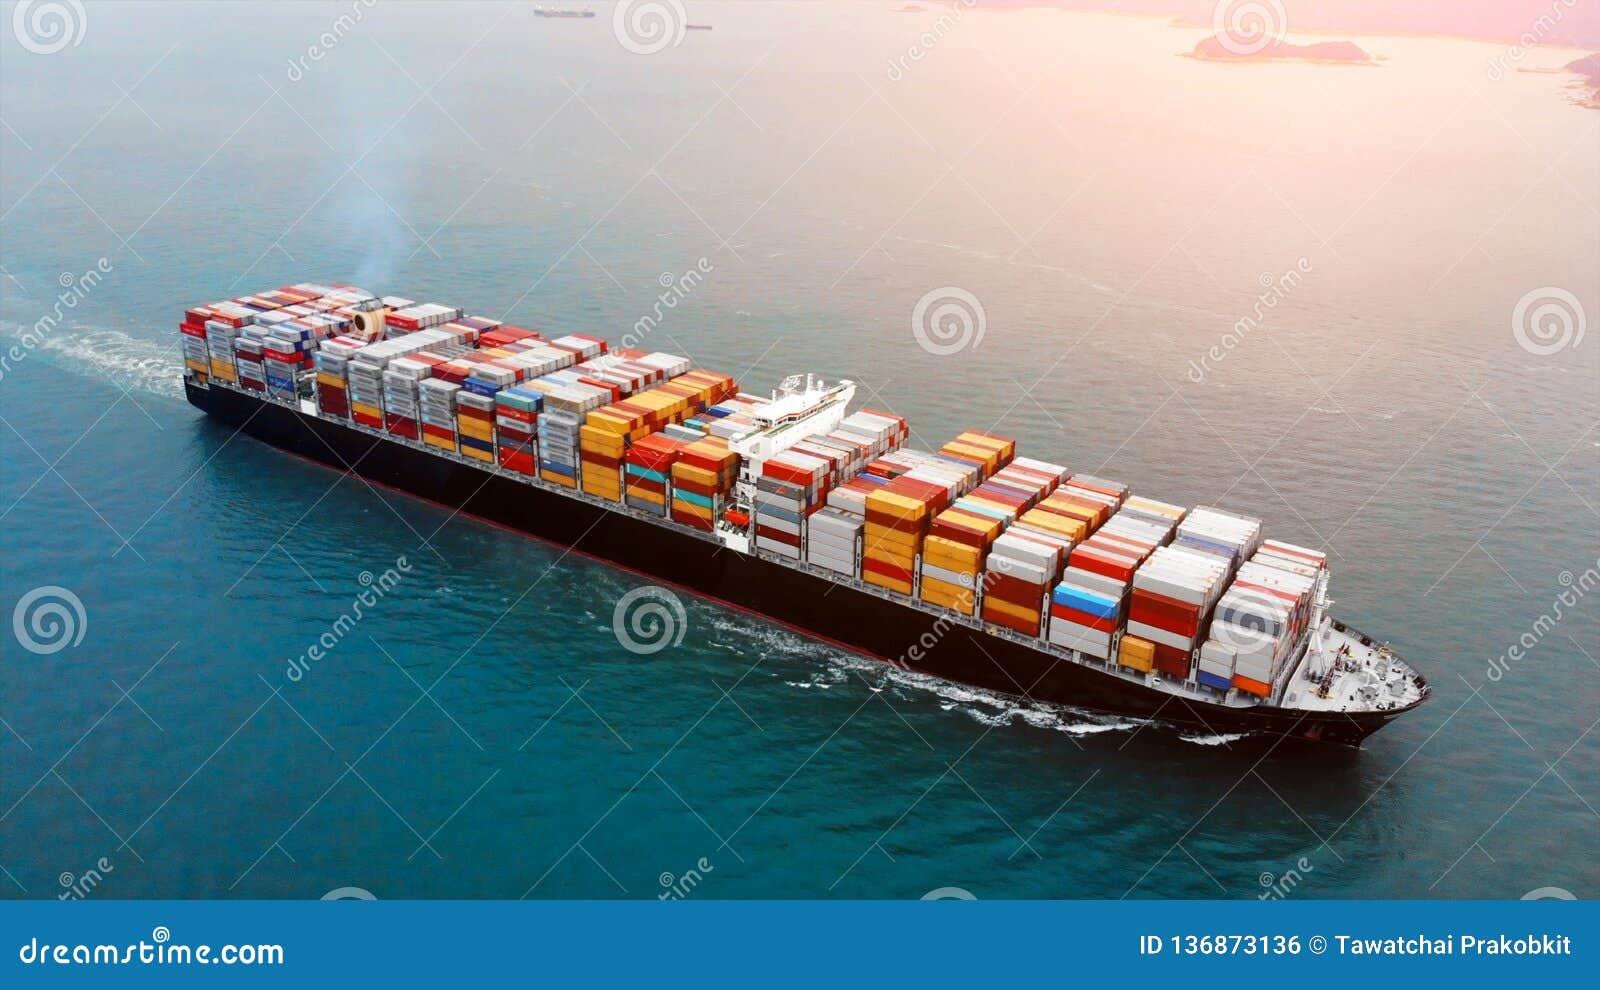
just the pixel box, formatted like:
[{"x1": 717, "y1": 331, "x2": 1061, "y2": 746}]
[{"x1": 3, "y1": 322, "x2": 185, "y2": 399}]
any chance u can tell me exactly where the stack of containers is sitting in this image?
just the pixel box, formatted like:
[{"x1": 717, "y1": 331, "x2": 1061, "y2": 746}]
[
  {"x1": 755, "y1": 450, "x2": 831, "y2": 559},
  {"x1": 671, "y1": 437, "x2": 739, "y2": 531},
  {"x1": 181, "y1": 320, "x2": 211, "y2": 380},
  {"x1": 1173, "y1": 507, "x2": 1264, "y2": 575},
  {"x1": 983, "y1": 528, "x2": 1071, "y2": 636},
  {"x1": 235, "y1": 337, "x2": 266, "y2": 391},
  {"x1": 314, "y1": 350, "x2": 350, "y2": 418},
  {"x1": 1125, "y1": 545, "x2": 1231, "y2": 679},
  {"x1": 806, "y1": 508, "x2": 863, "y2": 575},
  {"x1": 495, "y1": 386, "x2": 542, "y2": 475},
  {"x1": 382, "y1": 357, "x2": 431, "y2": 440},
  {"x1": 937, "y1": 431, "x2": 1016, "y2": 478},
  {"x1": 1049, "y1": 532, "x2": 1148, "y2": 660},
  {"x1": 541, "y1": 384, "x2": 612, "y2": 487},
  {"x1": 456, "y1": 392, "x2": 496, "y2": 463},
  {"x1": 384, "y1": 302, "x2": 463, "y2": 335},
  {"x1": 420, "y1": 378, "x2": 462, "y2": 452},
  {"x1": 968, "y1": 458, "x2": 1070, "y2": 633},
  {"x1": 862, "y1": 473, "x2": 950, "y2": 595},
  {"x1": 347, "y1": 360, "x2": 385, "y2": 428},
  {"x1": 920, "y1": 501, "x2": 1005, "y2": 615},
  {"x1": 1203, "y1": 541, "x2": 1324, "y2": 695},
  {"x1": 624, "y1": 434, "x2": 685, "y2": 516}
]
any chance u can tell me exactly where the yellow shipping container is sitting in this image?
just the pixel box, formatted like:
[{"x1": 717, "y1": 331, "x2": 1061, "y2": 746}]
[
  {"x1": 919, "y1": 576, "x2": 976, "y2": 613},
  {"x1": 461, "y1": 446, "x2": 494, "y2": 464},
  {"x1": 210, "y1": 360, "x2": 238, "y2": 383},
  {"x1": 458, "y1": 419, "x2": 494, "y2": 442},
  {"x1": 185, "y1": 358, "x2": 209, "y2": 374},
  {"x1": 424, "y1": 435, "x2": 457, "y2": 452},
  {"x1": 923, "y1": 535, "x2": 982, "y2": 571},
  {"x1": 316, "y1": 372, "x2": 346, "y2": 389},
  {"x1": 863, "y1": 527, "x2": 921, "y2": 557},
  {"x1": 1118, "y1": 635, "x2": 1155, "y2": 672},
  {"x1": 863, "y1": 571, "x2": 913, "y2": 596},
  {"x1": 352, "y1": 401, "x2": 382, "y2": 419},
  {"x1": 984, "y1": 597, "x2": 1040, "y2": 624},
  {"x1": 1017, "y1": 508, "x2": 1083, "y2": 541},
  {"x1": 543, "y1": 469, "x2": 577, "y2": 488},
  {"x1": 671, "y1": 500, "x2": 713, "y2": 519}
]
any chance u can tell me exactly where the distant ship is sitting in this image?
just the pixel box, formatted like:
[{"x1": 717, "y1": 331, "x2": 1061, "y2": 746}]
[{"x1": 534, "y1": 6, "x2": 595, "y2": 18}]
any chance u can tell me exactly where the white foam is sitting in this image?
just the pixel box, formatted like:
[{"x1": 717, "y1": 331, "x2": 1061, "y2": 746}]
[
  {"x1": 4, "y1": 323, "x2": 184, "y2": 399},
  {"x1": 1180, "y1": 732, "x2": 1249, "y2": 747}
]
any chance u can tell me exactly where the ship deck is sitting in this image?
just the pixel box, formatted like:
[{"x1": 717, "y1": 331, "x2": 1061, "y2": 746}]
[{"x1": 1279, "y1": 620, "x2": 1428, "y2": 714}]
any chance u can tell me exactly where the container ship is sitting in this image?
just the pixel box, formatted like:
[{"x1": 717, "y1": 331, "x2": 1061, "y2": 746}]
[{"x1": 180, "y1": 283, "x2": 1430, "y2": 747}]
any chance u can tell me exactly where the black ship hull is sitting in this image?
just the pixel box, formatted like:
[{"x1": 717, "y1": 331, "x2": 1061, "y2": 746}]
[{"x1": 186, "y1": 379, "x2": 1415, "y2": 748}]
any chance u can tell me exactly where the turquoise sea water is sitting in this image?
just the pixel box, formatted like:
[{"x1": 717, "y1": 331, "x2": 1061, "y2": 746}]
[{"x1": 1, "y1": 2, "x2": 1596, "y2": 899}]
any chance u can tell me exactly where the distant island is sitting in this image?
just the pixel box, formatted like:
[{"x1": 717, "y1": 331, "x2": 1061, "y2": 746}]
[
  {"x1": 1187, "y1": 34, "x2": 1376, "y2": 64},
  {"x1": 1566, "y1": 53, "x2": 1600, "y2": 109}
]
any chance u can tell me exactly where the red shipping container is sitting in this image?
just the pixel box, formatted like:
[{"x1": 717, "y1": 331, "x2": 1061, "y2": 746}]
[
  {"x1": 672, "y1": 511, "x2": 715, "y2": 532},
  {"x1": 1048, "y1": 605, "x2": 1118, "y2": 633},
  {"x1": 983, "y1": 607, "x2": 1040, "y2": 637},
  {"x1": 1069, "y1": 546, "x2": 1138, "y2": 582},
  {"x1": 984, "y1": 573, "x2": 1045, "y2": 608},
  {"x1": 1127, "y1": 589, "x2": 1202, "y2": 637},
  {"x1": 755, "y1": 525, "x2": 800, "y2": 548},
  {"x1": 422, "y1": 424, "x2": 455, "y2": 442},
  {"x1": 1153, "y1": 642, "x2": 1192, "y2": 678},
  {"x1": 862, "y1": 556, "x2": 915, "y2": 583},
  {"x1": 498, "y1": 449, "x2": 536, "y2": 474}
]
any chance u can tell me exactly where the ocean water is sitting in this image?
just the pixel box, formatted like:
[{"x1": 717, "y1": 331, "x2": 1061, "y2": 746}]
[{"x1": 1, "y1": 2, "x2": 1596, "y2": 900}]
